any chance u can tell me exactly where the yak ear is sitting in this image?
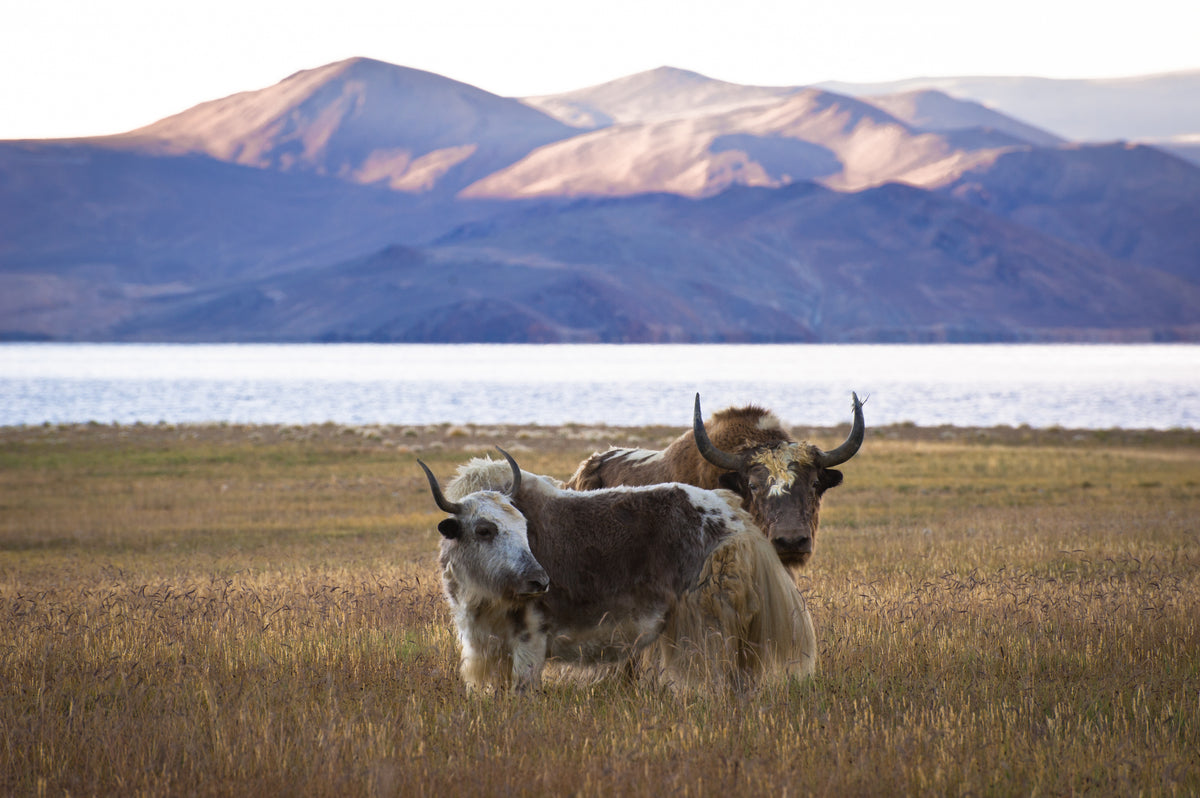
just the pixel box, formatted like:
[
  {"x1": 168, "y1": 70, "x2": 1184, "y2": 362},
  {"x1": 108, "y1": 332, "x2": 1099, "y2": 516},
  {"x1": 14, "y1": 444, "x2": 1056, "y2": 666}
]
[
  {"x1": 718, "y1": 471, "x2": 746, "y2": 495},
  {"x1": 438, "y1": 518, "x2": 463, "y2": 539},
  {"x1": 818, "y1": 468, "x2": 844, "y2": 492}
]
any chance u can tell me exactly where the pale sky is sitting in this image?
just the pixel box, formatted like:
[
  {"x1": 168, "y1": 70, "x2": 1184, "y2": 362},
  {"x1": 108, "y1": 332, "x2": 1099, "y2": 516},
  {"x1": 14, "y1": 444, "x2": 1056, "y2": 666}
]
[{"x1": 2, "y1": 0, "x2": 1198, "y2": 140}]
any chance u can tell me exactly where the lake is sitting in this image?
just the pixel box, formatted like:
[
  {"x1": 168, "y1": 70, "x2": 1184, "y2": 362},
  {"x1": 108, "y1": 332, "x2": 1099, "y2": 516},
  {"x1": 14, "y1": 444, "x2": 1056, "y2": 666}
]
[{"x1": 2, "y1": 343, "x2": 1198, "y2": 430}]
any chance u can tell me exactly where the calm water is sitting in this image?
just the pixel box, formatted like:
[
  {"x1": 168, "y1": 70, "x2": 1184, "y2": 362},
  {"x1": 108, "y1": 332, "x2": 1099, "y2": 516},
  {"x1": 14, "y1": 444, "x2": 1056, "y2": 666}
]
[{"x1": 1, "y1": 343, "x2": 1198, "y2": 430}]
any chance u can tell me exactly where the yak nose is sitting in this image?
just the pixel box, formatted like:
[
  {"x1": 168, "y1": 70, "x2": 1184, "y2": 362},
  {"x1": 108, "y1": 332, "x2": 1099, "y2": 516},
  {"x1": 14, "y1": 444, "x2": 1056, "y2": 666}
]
[
  {"x1": 521, "y1": 563, "x2": 550, "y2": 596},
  {"x1": 523, "y1": 574, "x2": 550, "y2": 595},
  {"x1": 774, "y1": 535, "x2": 813, "y2": 555}
]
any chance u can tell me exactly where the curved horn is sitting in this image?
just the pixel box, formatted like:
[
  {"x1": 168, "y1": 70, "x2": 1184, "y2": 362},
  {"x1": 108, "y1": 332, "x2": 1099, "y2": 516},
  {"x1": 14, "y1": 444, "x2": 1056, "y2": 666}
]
[
  {"x1": 692, "y1": 393, "x2": 744, "y2": 472},
  {"x1": 816, "y1": 392, "x2": 866, "y2": 468},
  {"x1": 494, "y1": 446, "x2": 522, "y2": 497},
  {"x1": 417, "y1": 460, "x2": 464, "y2": 515}
]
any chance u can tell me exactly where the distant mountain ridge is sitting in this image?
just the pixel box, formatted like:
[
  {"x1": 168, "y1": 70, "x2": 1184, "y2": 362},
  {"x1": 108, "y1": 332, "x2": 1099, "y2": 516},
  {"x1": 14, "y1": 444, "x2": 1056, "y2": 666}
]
[
  {"x1": 862, "y1": 90, "x2": 1064, "y2": 148},
  {"x1": 2, "y1": 59, "x2": 1198, "y2": 343},
  {"x1": 817, "y1": 70, "x2": 1200, "y2": 143},
  {"x1": 125, "y1": 57, "x2": 579, "y2": 196},
  {"x1": 469, "y1": 87, "x2": 1030, "y2": 198},
  {"x1": 111, "y1": 182, "x2": 1200, "y2": 344},
  {"x1": 521, "y1": 66, "x2": 801, "y2": 127}
]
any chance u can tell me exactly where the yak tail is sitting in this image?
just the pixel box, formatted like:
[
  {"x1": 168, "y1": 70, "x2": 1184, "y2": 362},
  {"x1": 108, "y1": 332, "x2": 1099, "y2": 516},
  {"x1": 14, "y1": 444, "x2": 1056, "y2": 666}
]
[{"x1": 644, "y1": 520, "x2": 818, "y2": 692}]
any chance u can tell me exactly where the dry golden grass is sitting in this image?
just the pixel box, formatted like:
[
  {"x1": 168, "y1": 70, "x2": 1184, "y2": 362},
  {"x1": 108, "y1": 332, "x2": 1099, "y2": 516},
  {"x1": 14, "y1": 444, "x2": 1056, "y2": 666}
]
[{"x1": 2, "y1": 420, "x2": 1198, "y2": 796}]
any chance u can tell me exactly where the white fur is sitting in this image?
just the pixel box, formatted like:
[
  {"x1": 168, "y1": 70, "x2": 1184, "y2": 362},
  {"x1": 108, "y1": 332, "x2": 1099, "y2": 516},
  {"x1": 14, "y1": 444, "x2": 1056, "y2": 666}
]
[
  {"x1": 437, "y1": 491, "x2": 550, "y2": 692},
  {"x1": 618, "y1": 448, "x2": 667, "y2": 466},
  {"x1": 755, "y1": 412, "x2": 784, "y2": 431}
]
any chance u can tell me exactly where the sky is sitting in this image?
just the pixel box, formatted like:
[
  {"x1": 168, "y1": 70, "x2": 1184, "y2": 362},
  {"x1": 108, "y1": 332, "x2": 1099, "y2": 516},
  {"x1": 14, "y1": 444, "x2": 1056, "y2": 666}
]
[{"x1": 3, "y1": 0, "x2": 1198, "y2": 141}]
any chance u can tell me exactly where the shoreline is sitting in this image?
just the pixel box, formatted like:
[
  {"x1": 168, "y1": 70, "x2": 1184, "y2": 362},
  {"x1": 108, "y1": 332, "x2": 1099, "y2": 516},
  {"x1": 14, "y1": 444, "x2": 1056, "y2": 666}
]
[{"x1": 4, "y1": 419, "x2": 1198, "y2": 451}]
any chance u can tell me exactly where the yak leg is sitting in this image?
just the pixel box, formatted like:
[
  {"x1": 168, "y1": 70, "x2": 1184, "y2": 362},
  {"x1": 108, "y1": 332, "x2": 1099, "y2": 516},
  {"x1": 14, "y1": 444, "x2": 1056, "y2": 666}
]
[{"x1": 511, "y1": 605, "x2": 548, "y2": 692}]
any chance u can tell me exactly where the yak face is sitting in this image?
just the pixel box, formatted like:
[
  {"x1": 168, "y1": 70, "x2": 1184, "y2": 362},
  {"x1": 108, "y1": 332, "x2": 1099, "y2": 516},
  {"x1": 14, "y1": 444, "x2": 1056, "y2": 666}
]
[
  {"x1": 717, "y1": 444, "x2": 843, "y2": 568},
  {"x1": 692, "y1": 393, "x2": 864, "y2": 569},
  {"x1": 438, "y1": 493, "x2": 551, "y2": 603}
]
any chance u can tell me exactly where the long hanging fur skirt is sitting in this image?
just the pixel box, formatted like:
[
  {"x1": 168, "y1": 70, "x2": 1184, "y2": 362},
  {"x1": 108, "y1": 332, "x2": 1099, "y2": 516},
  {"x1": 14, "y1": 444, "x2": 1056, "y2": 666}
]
[{"x1": 641, "y1": 495, "x2": 818, "y2": 691}]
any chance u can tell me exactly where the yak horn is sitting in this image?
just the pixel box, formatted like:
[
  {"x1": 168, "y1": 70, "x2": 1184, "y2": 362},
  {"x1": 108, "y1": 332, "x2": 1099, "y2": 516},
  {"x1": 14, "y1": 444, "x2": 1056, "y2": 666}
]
[
  {"x1": 693, "y1": 393, "x2": 744, "y2": 472},
  {"x1": 494, "y1": 446, "x2": 522, "y2": 497},
  {"x1": 417, "y1": 460, "x2": 464, "y2": 515},
  {"x1": 816, "y1": 392, "x2": 866, "y2": 468}
]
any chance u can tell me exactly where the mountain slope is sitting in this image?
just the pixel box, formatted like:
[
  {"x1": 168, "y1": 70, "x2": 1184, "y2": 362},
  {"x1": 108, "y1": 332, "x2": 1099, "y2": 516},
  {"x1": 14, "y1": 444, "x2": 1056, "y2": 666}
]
[
  {"x1": 942, "y1": 143, "x2": 1200, "y2": 282},
  {"x1": 122, "y1": 57, "x2": 578, "y2": 195},
  {"x1": 0, "y1": 138, "x2": 518, "y2": 339},
  {"x1": 521, "y1": 66, "x2": 800, "y2": 127},
  {"x1": 466, "y1": 88, "x2": 1017, "y2": 199},
  {"x1": 523, "y1": 67, "x2": 1066, "y2": 147},
  {"x1": 819, "y1": 70, "x2": 1200, "y2": 142},
  {"x1": 864, "y1": 90, "x2": 1064, "y2": 146},
  {"x1": 112, "y1": 184, "x2": 1200, "y2": 343}
]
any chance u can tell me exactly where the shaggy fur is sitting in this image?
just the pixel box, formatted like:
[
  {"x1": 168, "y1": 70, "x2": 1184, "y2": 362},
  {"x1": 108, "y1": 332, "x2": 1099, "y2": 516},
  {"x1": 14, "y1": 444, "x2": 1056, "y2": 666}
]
[
  {"x1": 436, "y1": 456, "x2": 816, "y2": 692},
  {"x1": 566, "y1": 400, "x2": 860, "y2": 570},
  {"x1": 565, "y1": 404, "x2": 793, "y2": 493},
  {"x1": 643, "y1": 513, "x2": 818, "y2": 690}
]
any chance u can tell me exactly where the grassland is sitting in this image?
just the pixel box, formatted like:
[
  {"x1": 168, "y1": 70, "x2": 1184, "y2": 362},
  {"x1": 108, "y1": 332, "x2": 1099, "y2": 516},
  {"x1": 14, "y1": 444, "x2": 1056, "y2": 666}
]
[{"x1": 2, "y1": 420, "x2": 1198, "y2": 796}]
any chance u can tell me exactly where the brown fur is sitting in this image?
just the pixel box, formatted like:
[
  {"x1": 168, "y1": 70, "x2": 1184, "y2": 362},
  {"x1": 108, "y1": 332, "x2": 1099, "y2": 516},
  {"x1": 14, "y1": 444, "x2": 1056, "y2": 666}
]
[
  {"x1": 566, "y1": 405, "x2": 846, "y2": 570},
  {"x1": 566, "y1": 405, "x2": 789, "y2": 492}
]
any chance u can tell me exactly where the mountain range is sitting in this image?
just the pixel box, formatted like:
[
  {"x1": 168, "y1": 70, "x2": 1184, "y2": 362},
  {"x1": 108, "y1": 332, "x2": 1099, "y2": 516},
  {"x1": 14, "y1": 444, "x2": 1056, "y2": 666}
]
[{"x1": 2, "y1": 58, "x2": 1198, "y2": 342}]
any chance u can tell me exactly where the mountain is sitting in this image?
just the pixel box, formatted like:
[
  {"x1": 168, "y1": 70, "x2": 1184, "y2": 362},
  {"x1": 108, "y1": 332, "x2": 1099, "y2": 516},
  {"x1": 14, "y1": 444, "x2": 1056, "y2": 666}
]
[
  {"x1": 0, "y1": 138, "x2": 518, "y2": 339},
  {"x1": 110, "y1": 184, "x2": 1200, "y2": 343},
  {"x1": 523, "y1": 67, "x2": 1065, "y2": 146},
  {"x1": 1157, "y1": 138, "x2": 1200, "y2": 166},
  {"x1": 123, "y1": 57, "x2": 578, "y2": 196},
  {"x1": 521, "y1": 66, "x2": 800, "y2": 127},
  {"x1": 941, "y1": 143, "x2": 1200, "y2": 282},
  {"x1": 818, "y1": 70, "x2": 1200, "y2": 144},
  {"x1": 863, "y1": 90, "x2": 1064, "y2": 147},
  {"x1": 2, "y1": 58, "x2": 1198, "y2": 343},
  {"x1": 0, "y1": 57, "x2": 578, "y2": 339},
  {"x1": 467, "y1": 88, "x2": 1024, "y2": 198}
]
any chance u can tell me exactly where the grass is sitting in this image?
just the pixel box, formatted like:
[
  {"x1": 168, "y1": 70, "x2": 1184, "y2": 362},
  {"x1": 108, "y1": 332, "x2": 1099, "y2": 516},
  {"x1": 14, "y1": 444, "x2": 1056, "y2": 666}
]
[{"x1": 1, "y1": 420, "x2": 1198, "y2": 796}]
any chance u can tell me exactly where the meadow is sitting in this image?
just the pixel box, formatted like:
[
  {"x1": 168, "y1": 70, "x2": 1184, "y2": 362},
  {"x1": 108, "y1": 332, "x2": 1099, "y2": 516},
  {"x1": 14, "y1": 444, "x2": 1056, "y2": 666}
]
[{"x1": 1, "y1": 420, "x2": 1198, "y2": 796}]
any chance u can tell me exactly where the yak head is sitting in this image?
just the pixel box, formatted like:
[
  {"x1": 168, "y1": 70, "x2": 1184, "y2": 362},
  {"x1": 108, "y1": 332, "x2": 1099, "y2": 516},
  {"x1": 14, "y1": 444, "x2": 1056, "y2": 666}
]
[
  {"x1": 418, "y1": 448, "x2": 550, "y2": 604},
  {"x1": 693, "y1": 393, "x2": 864, "y2": 569}
]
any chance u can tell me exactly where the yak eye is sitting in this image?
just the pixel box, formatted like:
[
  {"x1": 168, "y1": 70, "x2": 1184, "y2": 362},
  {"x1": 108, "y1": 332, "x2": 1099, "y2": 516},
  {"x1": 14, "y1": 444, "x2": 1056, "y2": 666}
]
[{"x1": 475, "y1": 522, "x2": 498, "y2": 541}]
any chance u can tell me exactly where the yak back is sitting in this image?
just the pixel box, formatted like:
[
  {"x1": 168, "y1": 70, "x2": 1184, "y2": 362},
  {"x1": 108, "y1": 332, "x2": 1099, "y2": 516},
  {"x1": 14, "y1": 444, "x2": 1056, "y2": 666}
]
[
  {"x1": 518, "y1": 484, "x2": 735, "y2": 624},
  {"x1": 567, "y1": 405, "x2": 795, "y2": 490}
]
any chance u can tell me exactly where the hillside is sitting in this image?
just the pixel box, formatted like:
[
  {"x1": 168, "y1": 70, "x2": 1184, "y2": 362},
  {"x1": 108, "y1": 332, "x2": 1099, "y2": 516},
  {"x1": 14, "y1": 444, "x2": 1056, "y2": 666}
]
[
  {"x1": 467, "y1": 88, "x2": 1030, "y2": 198},
  {"x1": 863, "y1": 90, "x2": 1064, "y2": 147},
  {"x1": 521, "y1": 66, "x2": 800, "y2": 127},
  {"x1": 819, "y1": 70, "x2": 1200, "y2": 144},
  {"x1": 942, "y1": 143, "x2": 1200, "y2": 282},
  {"x1": 107, "y1": 184, "x2": 1200, "y2": 343},
  {"x1": 124, "y1": 57, "x2": 578, "y2": 196}
]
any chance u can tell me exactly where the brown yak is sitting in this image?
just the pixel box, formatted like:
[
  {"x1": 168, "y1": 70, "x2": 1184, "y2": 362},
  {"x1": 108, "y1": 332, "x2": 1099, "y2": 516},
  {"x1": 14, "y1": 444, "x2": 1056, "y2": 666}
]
[{"x1": 566, "y1": 393, "x2": 864, "y2": 571}]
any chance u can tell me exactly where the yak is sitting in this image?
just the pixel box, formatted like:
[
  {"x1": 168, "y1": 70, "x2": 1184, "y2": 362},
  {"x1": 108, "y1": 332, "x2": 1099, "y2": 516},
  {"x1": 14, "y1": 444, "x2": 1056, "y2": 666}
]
[
  {"x1": 567, "y1": 393, "x2": 864, "y2": 571},
  {"x1": 418, "y1": 447, "x2": 816, "y2": 693}
]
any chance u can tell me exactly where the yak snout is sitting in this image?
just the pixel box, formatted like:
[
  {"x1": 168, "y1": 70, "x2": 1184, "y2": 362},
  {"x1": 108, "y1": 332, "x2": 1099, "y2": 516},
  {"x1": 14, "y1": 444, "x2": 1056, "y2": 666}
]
[
  {"x1": 521, "y1": 572, "x2": 551, "y2": 596},
  {"x1": 771, "y1": 533, "x2": 813, "y2": 566},
  {"x1": 517, "y1": 556, "x2": 551, "y2": 597}
]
